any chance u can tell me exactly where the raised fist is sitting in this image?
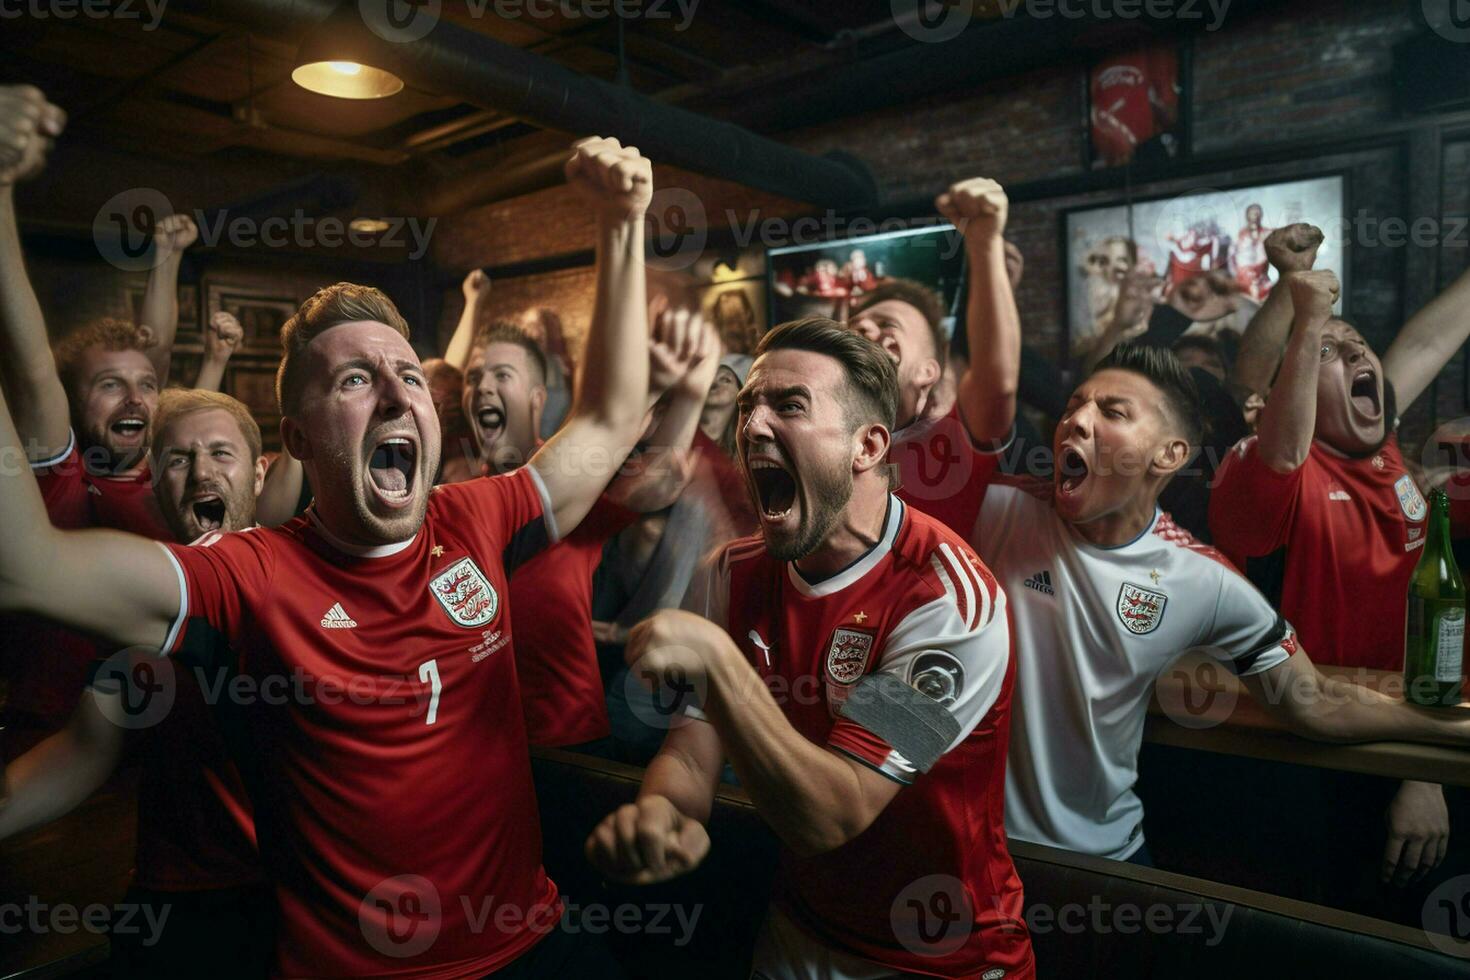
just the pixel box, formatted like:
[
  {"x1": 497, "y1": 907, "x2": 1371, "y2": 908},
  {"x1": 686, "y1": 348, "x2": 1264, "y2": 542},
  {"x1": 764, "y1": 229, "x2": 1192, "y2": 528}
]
[
  {"x1": 936, "y1": 176, "x2": 1008, "y2": 240},
  {"x1": 585, "y1": 793, "x2": 711, "y2": 885},
  {"x1": 1110, "y1": 271, "x2": 1163, "y2": 338},
  {"x1": 153, "y1": 213, "x2": 198, "y2": 258},
  {"x1": 461, "y1": 268, "x2": 489, "y2": 303},
  {"x1": 204, "y1": 311, "x2": 244, "y2": 361},
  {"x1": 565, "y1": 136, "x2": 652, "y2": 223},
  {"x1": 647, "y1": 304, "x2": 708, "y2": 398},
  {"x1": 1285, "y1": 269, "x2": 1340, "y2": 324},
  {"x1": 0, "y1": 86, "x2": 66, "y2": 186},
  {"x1": 1265, "y1": 223, "x2": 1324, "y2": 275}
]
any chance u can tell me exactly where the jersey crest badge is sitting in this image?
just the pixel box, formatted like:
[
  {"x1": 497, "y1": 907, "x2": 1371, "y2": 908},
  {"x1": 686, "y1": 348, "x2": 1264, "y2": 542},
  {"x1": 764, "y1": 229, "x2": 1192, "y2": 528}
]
[
  {"x1": 430, "y1": 557, "x2": 499, "y2": 628},
  {"x1": 1395, "y1": 475, "x2": 1427, "y2": 523},
  {"x1": 1116, "y1": 583, "x2": 1167, "y2": 635},
  {"x1": 826, "y1": 628, "x2": 875, "y2": 686}
]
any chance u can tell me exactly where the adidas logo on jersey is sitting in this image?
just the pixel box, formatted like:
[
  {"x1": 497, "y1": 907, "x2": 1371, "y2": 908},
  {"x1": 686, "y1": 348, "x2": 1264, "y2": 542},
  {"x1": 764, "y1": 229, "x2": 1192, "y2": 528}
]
[
  {"x1": 1023, "y1": 570, "x2": 1055, "y2": 596},
  {"x1": 320, "y1": 603, "x2": 358, "y2": 629}
]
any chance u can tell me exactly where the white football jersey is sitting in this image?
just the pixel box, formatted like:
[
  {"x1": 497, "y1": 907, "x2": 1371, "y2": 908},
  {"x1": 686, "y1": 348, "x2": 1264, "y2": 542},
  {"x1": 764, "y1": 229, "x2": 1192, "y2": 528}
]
[{"x1": 973, "y1": 482, "x2": 1295, "y2": 860}]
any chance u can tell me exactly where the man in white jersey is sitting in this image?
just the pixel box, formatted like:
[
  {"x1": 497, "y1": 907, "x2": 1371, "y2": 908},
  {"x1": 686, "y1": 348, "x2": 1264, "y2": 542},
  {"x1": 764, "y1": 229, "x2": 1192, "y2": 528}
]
[{"x1": 951, "y1": 329, "x2": 1470, "y2": 863}]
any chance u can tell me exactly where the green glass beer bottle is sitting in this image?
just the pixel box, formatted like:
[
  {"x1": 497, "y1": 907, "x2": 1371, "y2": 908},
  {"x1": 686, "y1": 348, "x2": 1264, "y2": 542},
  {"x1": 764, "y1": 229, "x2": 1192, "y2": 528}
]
[{"x1": 1404, "y1": 489, "x2": 1466, "y2": 706}]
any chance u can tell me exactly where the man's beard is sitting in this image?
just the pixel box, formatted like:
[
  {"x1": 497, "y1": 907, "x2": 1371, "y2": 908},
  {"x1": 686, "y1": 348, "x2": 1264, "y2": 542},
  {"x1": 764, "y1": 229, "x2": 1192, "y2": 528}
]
[{"x1": 766, "y1": 458, "x2": 853, "y2": 563}]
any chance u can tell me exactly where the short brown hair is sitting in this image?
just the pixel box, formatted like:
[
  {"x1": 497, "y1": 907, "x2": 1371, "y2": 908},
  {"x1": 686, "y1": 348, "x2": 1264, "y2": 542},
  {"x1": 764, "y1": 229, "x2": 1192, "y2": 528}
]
[
  {"x1": 53, "y1": 318, "x2": 156, "y2": 394},
  {"x1": 474, "y1": 321, "x2": 548, "y2": 387},
  {"x1": 852, "y1": 278, "x2": 947, "y2": 370},
  {"x1": 276, "y1": 283, "x2": 410, "y2": 416},
  {"x1": 755, "y1": 317, "x2": 897, "y2": 432},
  {"x1": 152, "y1": 387, "x2": 263, "y2": 462}
]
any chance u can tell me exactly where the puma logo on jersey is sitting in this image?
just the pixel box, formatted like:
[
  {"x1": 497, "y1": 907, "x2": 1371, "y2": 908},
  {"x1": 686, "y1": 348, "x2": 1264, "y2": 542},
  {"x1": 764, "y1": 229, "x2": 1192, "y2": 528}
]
[
  {"x1": 1023, "y1": 570, "x2": 1055, "y2": 596},
  {"x1": 320, "y1": 603, "x2": 358, "y2": 629}
]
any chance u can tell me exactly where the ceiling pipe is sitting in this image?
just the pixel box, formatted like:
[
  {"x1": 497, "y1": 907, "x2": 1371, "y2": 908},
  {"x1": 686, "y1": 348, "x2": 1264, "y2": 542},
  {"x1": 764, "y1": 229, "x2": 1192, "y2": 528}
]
[{"x1": 183, "y1": 0, "x2": 879, "y2": 209}]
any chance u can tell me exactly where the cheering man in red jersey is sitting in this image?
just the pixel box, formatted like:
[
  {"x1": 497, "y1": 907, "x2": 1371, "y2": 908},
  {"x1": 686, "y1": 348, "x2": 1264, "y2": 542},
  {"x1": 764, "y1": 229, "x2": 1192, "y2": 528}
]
[
  {"x1": 586, "y1": 319, "x2": 1035, "y2": 980},
  {"x1": 0, "y1": 134, "x2": 657, "y2": 978}
]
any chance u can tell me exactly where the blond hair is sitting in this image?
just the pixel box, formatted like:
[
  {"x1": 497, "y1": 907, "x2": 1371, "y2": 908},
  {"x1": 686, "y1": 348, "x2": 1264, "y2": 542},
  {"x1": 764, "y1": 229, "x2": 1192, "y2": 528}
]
[
  {"x1": 152, "y1": 387, "x2": 263, "y2": 461},
  {"x1": 275, "y1": 283, "x2": 410, "y2": 415}
]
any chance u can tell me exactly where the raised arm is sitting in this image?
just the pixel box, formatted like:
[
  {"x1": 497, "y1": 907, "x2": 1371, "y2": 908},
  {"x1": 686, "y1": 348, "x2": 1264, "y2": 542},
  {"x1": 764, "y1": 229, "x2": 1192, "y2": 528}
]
[
  {"x1": 1231, "y1": 223, "x2": 1324, "y2": 397},
  {"x1": 193, "y1": 310, "x2": 243, "y2": 392},
  {"x1": 0, "y1": 86, "x2": 70, "y2": 460},
  {"x1": 937, "y1": 178, "x2": 1019, "y2": 446},
  {"x1": 443, "y1": 269, "x2": 490, "y2": 371},
  {"x1": 257, "y1": 452, "x2": 305, "y2": 527},
  {"x1": 1383, "y1": 262, "x2": 1470, "y2": 410},
  {"x1": 1253, "y1": 270, "x2": 1339, "y2": 473},
  {"x1": 141, "y1": 213, "x2": 197, "y2": 386},
  {"x1": 0, "y1": 377, "x2": 179, "y2": 650},
  {"x1": 0, "y1": 685, "x2": 125, "y2": 840},
  {"x1": 528, "y1": 137, "x2": 651, "y2": 536}
]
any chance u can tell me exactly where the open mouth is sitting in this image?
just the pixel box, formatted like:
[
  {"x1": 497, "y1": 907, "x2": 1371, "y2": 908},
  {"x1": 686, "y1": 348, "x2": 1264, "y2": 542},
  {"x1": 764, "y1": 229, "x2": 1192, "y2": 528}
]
[
  {"x1": 189, "y1": 494, "x2": 227, "y2": 532},
  {"x1": 475, "y1": 404, "x2": 505, "y2": 443},
  {"x1": 749, "y1": 457, "x2": 797, "y2": 523},
  {"x1": 110, "y1": 417, "x2": 147, "y2": 439},
  {"x1": 1350, "y1": 369, "x2": 1381, "y2": 417},
  {"x1": 368, "y1": 436, "x2": 417, "y2": 504},
  {"x1": 1058, "y1": 446, "x2": 1090, "y2": 496}
]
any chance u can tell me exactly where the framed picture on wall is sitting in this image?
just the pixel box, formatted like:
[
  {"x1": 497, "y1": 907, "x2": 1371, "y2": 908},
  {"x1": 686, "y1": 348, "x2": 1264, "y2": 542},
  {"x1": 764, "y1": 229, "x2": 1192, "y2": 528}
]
[
  {"x1": 698, "y1": 278, "x2": 766, "y2": 355},
  {"x1": 227, "y1": 360, "x2": 284, "y2": 452},
  {"x1": 123, "y1": 282, "x2": 202, "y2": 345},
  {"x1": 206, "y1": 282, "x2": 301, "y2": 354},
  {"x1": 1061, "y1": 173, "x2": 1348, "y2": 364},
  {"x1": 1086, "y1": 40, "x2": 1190, "y2": 170}
]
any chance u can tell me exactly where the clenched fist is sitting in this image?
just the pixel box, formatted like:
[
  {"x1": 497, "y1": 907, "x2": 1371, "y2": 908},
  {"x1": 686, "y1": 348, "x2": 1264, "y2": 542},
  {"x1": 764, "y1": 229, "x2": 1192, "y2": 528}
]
[
  {"x1": 204, "y1": 311, "x2": 244, "y2": 362},
  {"x1": 153, "y1": 213, "x2": 197, "y2": 258},
  {"x1": 461, "y1": 268, "x2": 489, "y2": 304},
  {"x1": 1285, "y1": 269, "x2": 1340, "y2": 325},
  {"x1": 1265, "y1": 223, "x2": 1324, "y2": 275},
  {"x1": 0, "y1": 86, "x2": 66, "y2": 186},
  {"x1": 936, "y1": 177, "x2": 1008, "y2": 241},
  {"x1": 565, "y1": 136, "x2": 652, "y2": 223},
  {"x1": 585, "y1": 794, "x2": 711, "y2": 885}
]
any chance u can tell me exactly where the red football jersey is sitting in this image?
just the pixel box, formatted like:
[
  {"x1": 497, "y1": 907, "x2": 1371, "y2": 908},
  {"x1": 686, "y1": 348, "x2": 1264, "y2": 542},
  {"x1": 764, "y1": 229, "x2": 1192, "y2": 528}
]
[
  {"x1": 160, "y1": 471, "x2": 560, "y2": 978},
  {"x1": 1209, "y1": 434, "x2": 1427, "y2": 669},
  {"x1": 690, "y1": 497, "x2": 1034, "y2": 979},
  {"x1": 892, "y1": 403, "x2": 1004, "y2": 541},
  {"x1": 510, "y1": 494, "x2": 634, "y2": 747}
]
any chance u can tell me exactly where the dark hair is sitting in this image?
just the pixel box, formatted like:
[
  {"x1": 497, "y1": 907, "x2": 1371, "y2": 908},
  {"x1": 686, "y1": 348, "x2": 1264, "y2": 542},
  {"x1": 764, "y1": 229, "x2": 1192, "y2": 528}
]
[
  {"x1": 1092, "y1": 343, "x2": 1203, "y2": 447},
  {"x1": 852, "y1": 278, "x2": 947, "y2": 371},
  {"x1": 755, "y1": 317, "x2": 898, "y2": 432},
  {"x1": 475, "y1": 321, "x2": 548, "y2": 387}
]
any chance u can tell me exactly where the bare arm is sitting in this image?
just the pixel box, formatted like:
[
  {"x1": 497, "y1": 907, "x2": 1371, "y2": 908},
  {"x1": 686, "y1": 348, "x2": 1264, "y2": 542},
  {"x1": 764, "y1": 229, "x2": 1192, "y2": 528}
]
[
  {"x1": 1231, "y1": 223, "x2": 1324, "y2": 397},
  {"x1": 193, "y1": 310, "x2": 243, "y2": 393},
  {"x1": 0, "y1": 87, "x2": 70, "y2": 460},
  {"x1": 1383, "y1": 262, "x2": 1470, "y2": 410},
  {"x1": 443, "y1": 269, "x2": 489, "y2": 371},
  {"x1": 256, "y1": 452, "x2": 305, "y2": 528},
  {"x1": 141, "y1": 214, "x2": 197, "y2": 386},
  {"x1": 0, "y1": 686, "x2": 125, "y2": 840},
  {"x1": 529, "y1": 138, "x2": 651, "y2": 537},
  {"x1": 1253, "y1": 271, "x2": 1339, "y2": 473},
  {"x1": 0, "y1": 377, "x2": 179, "y2": 650},
  {"x1": 938, "y1": 178, "x2": 1019, "y2": 445},
  {"x1": 1241, "y1": 648, "x2": 1470, "y2": 745}
]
